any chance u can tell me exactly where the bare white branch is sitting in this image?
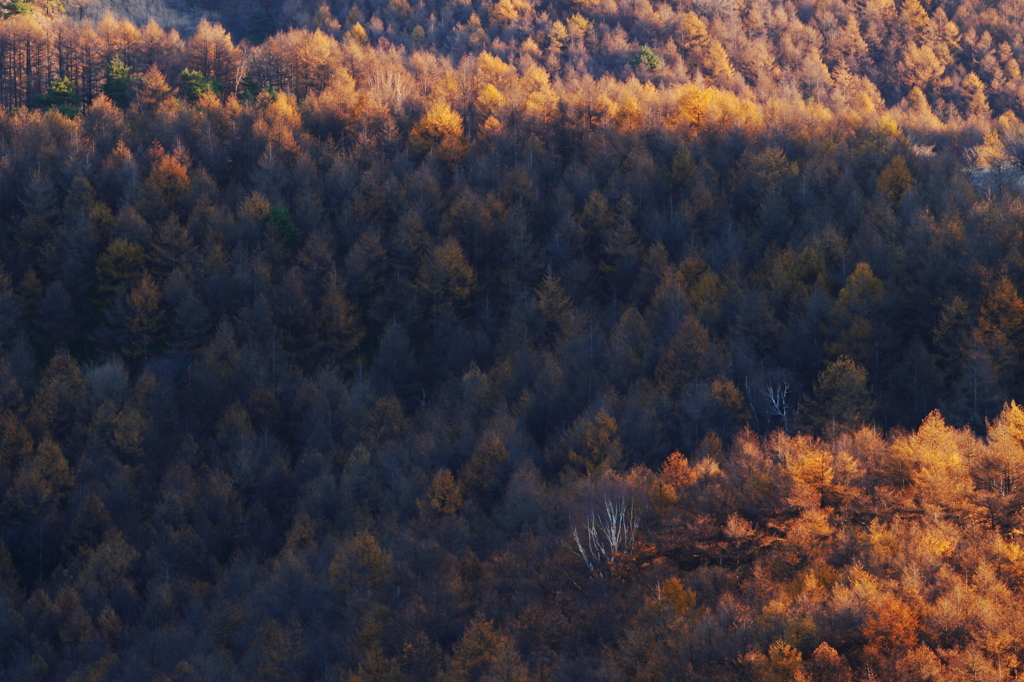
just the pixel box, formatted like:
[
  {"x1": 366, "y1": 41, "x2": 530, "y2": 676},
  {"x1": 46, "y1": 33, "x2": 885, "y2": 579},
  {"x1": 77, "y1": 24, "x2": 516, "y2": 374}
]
[
  {"x1": 570, "y1": 495, "x2": 639, "y2": 578},
  {"x1": 764, "y1": 380, "x2": 792, "y2": 431}
]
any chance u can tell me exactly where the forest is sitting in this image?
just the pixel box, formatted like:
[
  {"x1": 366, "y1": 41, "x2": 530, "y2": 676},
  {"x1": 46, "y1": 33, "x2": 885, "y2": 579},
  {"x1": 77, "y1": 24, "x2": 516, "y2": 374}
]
[{"x1": 3, "y1": 0, "x2": 1024, "y2": 677}]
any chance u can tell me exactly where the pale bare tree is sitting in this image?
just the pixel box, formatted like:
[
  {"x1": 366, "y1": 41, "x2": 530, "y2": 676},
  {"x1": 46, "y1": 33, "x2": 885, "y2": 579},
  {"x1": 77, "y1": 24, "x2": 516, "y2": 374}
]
[
  {"x1": 765, "y1": 379, "x2": 794, "y2": 432},
  {"x1": 570, "y1": 496, "x2": 639, "y2": 578}
]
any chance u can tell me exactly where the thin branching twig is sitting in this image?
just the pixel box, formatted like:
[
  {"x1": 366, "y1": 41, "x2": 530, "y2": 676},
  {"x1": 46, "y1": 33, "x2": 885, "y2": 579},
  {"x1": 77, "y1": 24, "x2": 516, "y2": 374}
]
[{"x1": 570, "y1": 495, "x2": 639, "y2": 578}]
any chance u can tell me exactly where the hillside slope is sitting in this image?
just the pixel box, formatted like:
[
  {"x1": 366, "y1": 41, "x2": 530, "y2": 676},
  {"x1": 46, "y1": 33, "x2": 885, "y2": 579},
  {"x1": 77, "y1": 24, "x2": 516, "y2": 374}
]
[{"x1": 2, "y1": 0, "x2": 1024, "y2": 680}]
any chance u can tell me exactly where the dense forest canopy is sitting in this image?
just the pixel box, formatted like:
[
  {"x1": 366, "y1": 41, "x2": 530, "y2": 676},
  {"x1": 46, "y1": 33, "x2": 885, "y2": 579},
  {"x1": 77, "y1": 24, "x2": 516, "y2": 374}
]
[{"x1": 3, "y1": 0, "x2": 1024, "y2": 678}]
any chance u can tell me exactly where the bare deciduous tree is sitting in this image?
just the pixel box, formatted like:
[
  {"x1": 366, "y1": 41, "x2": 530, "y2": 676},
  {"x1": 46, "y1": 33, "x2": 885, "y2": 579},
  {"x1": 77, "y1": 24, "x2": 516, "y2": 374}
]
[
  {"x1": 765, "y1": 379, "x2": 793, "y2": 432},
  {"x1": 570, "y1": 496, "x2": 639, "y2": 578}
]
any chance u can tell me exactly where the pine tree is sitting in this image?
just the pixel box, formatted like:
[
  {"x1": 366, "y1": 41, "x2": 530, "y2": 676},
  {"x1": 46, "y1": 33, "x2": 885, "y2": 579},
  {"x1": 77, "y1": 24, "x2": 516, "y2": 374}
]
[{"x1": 802, "y1": 357, "x2": 874, "y2": 434}]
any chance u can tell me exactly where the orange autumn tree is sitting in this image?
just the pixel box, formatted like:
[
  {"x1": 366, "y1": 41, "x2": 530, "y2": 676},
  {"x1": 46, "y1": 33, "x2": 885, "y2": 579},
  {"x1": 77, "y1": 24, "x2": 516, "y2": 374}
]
[
  {"x1": 409, "y1": 102, "x2": 467, "y2": 165},
  {"x1": 138, "y1": 145, "x2": 190, "y2": 221}
]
